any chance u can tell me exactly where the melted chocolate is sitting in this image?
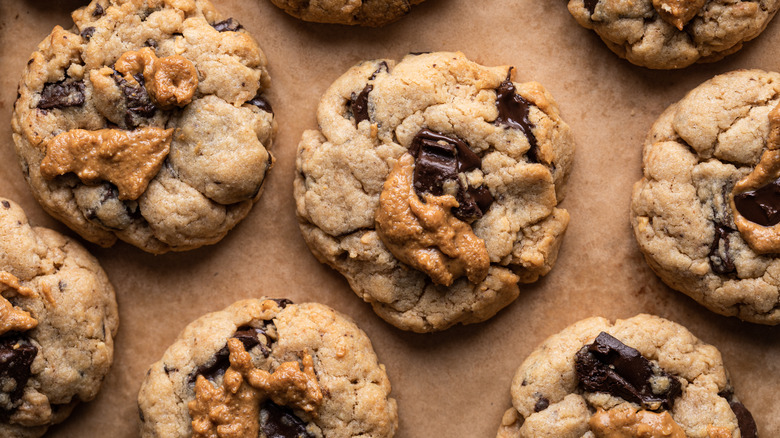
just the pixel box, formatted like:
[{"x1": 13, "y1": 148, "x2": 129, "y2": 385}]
[
  {"x1": 260, "y1": 400, "x2": 313, "y2": 438},
  {"x1": 248, "y1": 94, "x2": 274, "y2": 114},
  {"x1": 37, "y1": 80, "x2": 86, "y2": 110},
  {"x1": 495, "y1": 74, "x2": 539, "y2": 163},
  {"x1": 113, "y1": 71, "x2": 156, "y2": 127},
  {"x1": 729, "y1": 400, "x2": 758, "y2": 438},
  {"x1": 709, "y1": 224, "x2": 736, "y2": 275},
  {"x1": 0, "y1": 334, "x2": 38, "y2": 405},
  {"x1": 350, "y1": 84, "x2": 372, "y2": 125},
  {"x1": 575, "y1": 332, "x2": 681, "y2": 410},
  {"x1": 584, "y1": 0, "x2": 599, "y2": 14},
  {"x1": 188, "y1": 326, "x2": 269, "y2": 384},
  {"x1": 734, "y1": 176, "x2": 780, "y2": 226},
  {"x1": 212, "y1": 18, "x2": 242, "y2": 32}
]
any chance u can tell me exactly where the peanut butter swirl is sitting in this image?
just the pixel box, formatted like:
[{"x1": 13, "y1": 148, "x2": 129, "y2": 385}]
[
  {"x1": 0, "y1": 271, "x2": 38, "y2": 335},
  {"x1": 188, "y1": 338, "x2": 322, "y2": 438},
  {"x1": 115, "y1": 47, "x2": 198, "y2": 109},
  {"x1": 590, "y1": 406, "x2": 686, "y2": 438},
  {"x1": 375, "y1": 153, "x2": 490, "y2": 286}
]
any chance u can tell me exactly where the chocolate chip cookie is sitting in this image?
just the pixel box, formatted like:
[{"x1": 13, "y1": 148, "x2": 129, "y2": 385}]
[
  {"x1": 0, "y1": 197, "x2": 119, "y2": 438},
  {"x1": 497, "y1": 314, "x2": 757, "y2": 438},
  {"x1": 631, "y1": 69, "x2": 780, "y2": 324},
  {"x1": 294, "y1": 52, "x2": 575, "y2": 332},
  {"x1": 138, "y1": 298, "x2": 398, "y2": 438},
  {"x1": 268, "y1": 0, "x2": 426, "y2": 26},
  {"x1": 567, "y1": 0, "x2": 780, "y2": 69},
  {"x1": 12, "y1": 0, "x2": 276, "y2": 253}
]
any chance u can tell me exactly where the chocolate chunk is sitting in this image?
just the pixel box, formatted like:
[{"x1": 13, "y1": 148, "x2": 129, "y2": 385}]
[
  {"x1": 144, "y1": 39, "x2": 158, "y2": 49},
  {"x1": 259, "y1": 400, "x2": 314, "y2": 438},
  {"x1": 188, "y1": 326, "x2": 269, "y2": 384},
  {"x1": 533, "y1": 396, "x2": 549, "y2": 412},
  {"x1": 709, "y1": 223, "x2": 736, "y2": 275},
  {"x1": 93, "y1": 4, "x2": 105, "y2": 17},
  {"x1": 575, "y1": 332, "x2": 681, "y2": 410},
  {"x1": 37, "y1": 80, "x2": 85, "y2": 110},
  {"x1": 409, "y1": 129, "x2": 494, "y2": 221},
  {"x1": 350, "y1": 85, "x2": 372, "y2": 125},
  {"x1": 248, "y1": 94, "x2": 274, "y2": 114},
  {"x1": 271, "y1": 298, "x2": 293, "y2": 308},
  {"x1": 80, "y1": 27, "x2": 96, "y2": 40},
  {"x1": 2, "y1": 201, "x2": 9, "y2": 209},
  {"x1": 0, "y1": 334, "x2": 38, "y2": 405},
  {"x1": 729, "y1": 401, "x2": 758, "y2": 438},
  {"x1": 584, "y1": 0, "x2": 599, "y2": 14},
  {"x1": 212, "y1": 18, "x2": 242, "y2": 32},
  {"x1": 113, "y1": 71, "x2": 156, "y2": 128},
  {"x1": 495, "y1": 73, "x2": 539, "y2": 163},
  {"x1": 734, "y1": 176, "x2": 780, "y2": 227}
]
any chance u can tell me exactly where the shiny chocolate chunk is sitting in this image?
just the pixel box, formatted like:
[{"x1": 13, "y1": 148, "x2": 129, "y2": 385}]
[
  {"x1": 350, "y1": 84, "x2": 372, "y2": 125},
  {"x1": 409, "y1": 129, "x2": 493, "y2": 221},
  {"x1": 212, "y1": 18, "x2": 242, "y2": 32},
  {"x1": 188, "y1": 326, "x2": 269, "y2": 384},
  {"x1": 0, "y1": 334, "x2": 38, "y2": 405},
  {"x1": 80, "y1": 27, "x2": 96, "y2": 40},
  {"x1": 37, "y1": 80, "x2": 85, "y2": 110},
  {"x1": 734, "y1": 176, "x2": 780, "y2": 227},
  {"x1": 248, "y1": 94, "x2": 274, "y2": 114},
  {"x1": 495, "y1": 73, "x2": 539, "y2": 163},
  {"x1": 260, "y1": 400, "x2": 314, "y2": 438},
  {"x1": 113, "y1": 71, "x2": 156, "y2": 128},
  {"x1": 575, "y1": 332, "x2": 681, "y2": 410},
  {"x1": 729, "y1": 401, "x2": 758, "y2": 438},
  {"x1": 709, "y1": 223, "x2": 736, "y2": 275},
  {"x1": 584, "y1": 0, "x2": 599, "y2": 14}
]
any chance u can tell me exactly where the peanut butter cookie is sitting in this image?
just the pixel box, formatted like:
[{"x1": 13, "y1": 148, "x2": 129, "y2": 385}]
[
  {"x1": 294, "y1": 52, "x2": 575, "y2": 332},
  {"x1": 568, "y1": 0, "x2": 780, "y2": 69},
  {"x1": 0, "y1": 198, "x2": 119, "y2": 438},
  {"x1": 268, "y1": 0, "x2": 426, "y2": 26},
  {"x1": 138, "y1": 298, "x2": 397, "y2": 438},
  {"x1": 497, "y1": 314, "x2": 757, "y2": 438},
  {"x1": 12, "y1": 0, "x2": 275, "y2": 253},
  {"x1": 631, "y1": 69, "x2": 780, "y2": 324}
]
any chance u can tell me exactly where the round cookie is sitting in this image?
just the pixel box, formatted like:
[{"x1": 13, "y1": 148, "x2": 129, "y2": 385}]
[
  {"x1": 138, "y1": 298, "x2": 398, "y2": 438},
  {"x1": 567, "y1": 0, "x2": 780, "y2": 69},
  {"x1": 268, "y1": 0, "x2": 426, "y2": 27},
  {"x1": 0, "y1": 198, "x2": 119, "y2": 438},
  {"x1": 496, "y1": 314, "x2": 758, "y2": 438},
  {"x1": 294, "y1": 52, "x2": 575, "y2": 332},
  {"x1": 12, "y1": 0, "x2": 276, "y2": 253},
  {"x1": 631, "y1": 69, "x2": 780, "y2": 325}
]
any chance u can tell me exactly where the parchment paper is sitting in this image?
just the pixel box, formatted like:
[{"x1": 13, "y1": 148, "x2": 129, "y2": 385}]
[{"x1": 0, "y1": 0, "x2": 778, "y2": 436}]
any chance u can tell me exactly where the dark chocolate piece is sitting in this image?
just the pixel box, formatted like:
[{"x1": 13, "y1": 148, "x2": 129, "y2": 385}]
[
  {"x1": 729, "y1": 401, "x2": 758, "y2": 438},
  {"x1": 145, "y1": 39, "x2": 158, "y2": 49},
  {"x1": 37, "y1": 80, "x2": 86, "y2": 110},
  {"x1": 212, "y1": 18, "x2": 242, "y2": 32},
  {"x1": 259, "y1": 400, "x2": 314, "y2": 438},
  {"x1": 584, "y1": 0, "x2": 599, "y2": 14},
  {"x1": 350, "y1": 85, "x2": 372, "y2": 125},
  {"x1": 248, "y1": 94, "x2": 274, "y2": 114},
  {"x1": 495, "y1": 73, "x2": 539, "y2": 163},
  {"x1": 408, "y1": 129, "x2": 494, "y2": 221},
  {"x1": 188, "y1": 326, "x2": 269, "y2": 384},
  {"x1": 734, "y1": 176, "x2": 780, "y2": 227},
  {"x1": 2, "y1": 201, "x2": 9, "y2": 209},
  {"x1": 709, "y1": 223, "x2": 736, "y2": 275},
  {"x1": 271, "y1": 298, "x2": 293, "y2": 308},
  {"x1": 575, "y1": 332, "x2": 681, "y2": 410},
  {"x1": 93, "y1": 4, "x2": 105, "y2": 17},
  {"x1": 0, "y1": 334, "x2": 38, "y2": 405},
  {"x1": 80, "y1": 27, "x2": 96, "y2": 40},
  {"x1": 533, "y1": 396, "x2": 549, "y2": 412},
  {"x1": 113, "y1": 71, "x2": 156, "y2": 128}
]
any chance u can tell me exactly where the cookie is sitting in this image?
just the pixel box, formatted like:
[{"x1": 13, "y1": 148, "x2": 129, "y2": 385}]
[
  {"x1": 294, "y1": 52, "x2": 575, "y2": 332},
  {"x1": 138, "y1": 298, "x2": 398, "y2": 438},
  {"x1": 567, "y1": 0, "x2": 780, "y2": 69},
  {"x1": 0, "y1": 197, "x2": 119, "y2": 438},
  {"x1": 496, "y1": 314, "x2": 758, "y2": 438},
  {"x1": 12, "y1": 0, "x2": 276, "y2": 253},
  {"x1": 631, "y1": 69, "x2": 780, "y2": 325},
  {"x1": 268, "y1": 0, "x2": 426, "y2": 26}
]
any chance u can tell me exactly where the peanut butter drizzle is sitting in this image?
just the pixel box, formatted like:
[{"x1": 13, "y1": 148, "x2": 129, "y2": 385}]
[
  {"x1": 375, "y1": 153, "x2": 490, "y2": 286},
  {"x1": 590, "y1": 407, "x2": 686, "y2": 438},
  {"x1": 0, "y1": 271, "x2": 38, "y2": 335},
  {"x1": 652, "y1": 0, "x2": 707, "y2": 30},
  {"x1": 188, "y1": 339, "x2": 323, "y2": 438},
  {"x1": 730, "y1": 102, "x2": 780, "y2": 253},
  {"x1": 40, "y1": 127, "x2": 173, "y2": 200},
  {"x1": 115, "y1": 47, "x2": 198, "y2": 109}
]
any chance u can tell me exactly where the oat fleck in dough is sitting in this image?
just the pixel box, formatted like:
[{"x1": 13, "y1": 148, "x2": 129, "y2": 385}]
[
  {"x1": 268, "y1": 0, "x2": 427, "y2": 26},
  {"x1": 294, "y1": 52, "x2": 575, "y2": 332},
  {"x1": 12, "y1": 0, "x2": 276, "y2": 253},
  {"x1": 496, "y1": 315, "x2": 757, "y2": 438},
  {"x1": 631, "y1": 70, "x2": 780, "y2": 324},
  {"x1": 0, "y1": 198, "x2": 119, "y2": 438},
  {"x1": 138, "y1": 299, "x2": 398, "y2": 438},
  {"x1": 567, "y1": 0, "x2": 780, "y2": 69}
]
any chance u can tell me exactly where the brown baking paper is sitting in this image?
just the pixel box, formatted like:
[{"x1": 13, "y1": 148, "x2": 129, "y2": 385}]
[{"x1": 1, "y1": 0, "x2": 779, "y2": 436}]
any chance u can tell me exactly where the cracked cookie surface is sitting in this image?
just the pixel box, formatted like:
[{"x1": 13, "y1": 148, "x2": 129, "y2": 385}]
[
  {"x1": 268, "y1": 0, "x2": 426, "y2": 26},
  {"x1": 567, "y1": 0, "x2": 780, "y2": 69},
  {"x1": 12, "y1": 0, "x2": 276, "y2": 254},
  {"x1": 496, "y1": 314, "x2": 757, "y2": 438},
  {"x1": 0, "y1": 198, "x2": 119, "y2": 438},
  {"x1": 138, "y1": 298, "x2": 397, "y2": 438},
  {"x1": 294, "y1": 52, "x2": 575, "y2": 332},
  {"x1": 631, "y1": 69, "x2": 780, "y2": 325}
]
